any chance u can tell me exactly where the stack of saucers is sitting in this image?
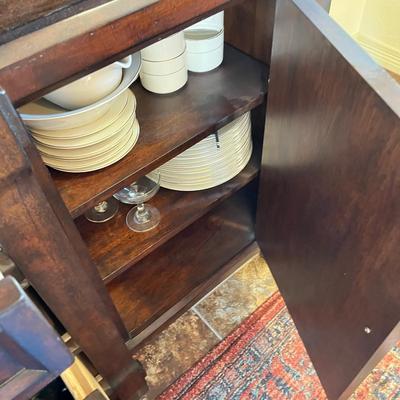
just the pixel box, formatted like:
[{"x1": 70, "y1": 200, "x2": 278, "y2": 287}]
[
  {"x1": 140, "y1": 32, "x2": 188, "y2": 94},
  {"x1": 148, "y1": 112, "x2": 252, "y2": 191},
  {"x1": 18, "y1": 53, "x2": 142, "y2": 173},
  {"x1": 184, "y1": 12, "x2": 224, "y2": 73}
]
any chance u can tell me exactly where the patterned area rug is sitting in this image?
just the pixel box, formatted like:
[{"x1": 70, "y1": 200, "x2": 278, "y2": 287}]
[{"x1": 159, "y1": 292, "x2": 400, "y2": 400}]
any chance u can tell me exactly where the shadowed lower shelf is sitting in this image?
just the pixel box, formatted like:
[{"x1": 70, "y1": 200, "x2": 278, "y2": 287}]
[
  {"x1": 51, "y1": 45, "x2": 267, "y2": 217},
  {"x1": 106, "y1": 187, "x2": 256, "y2": 344}
]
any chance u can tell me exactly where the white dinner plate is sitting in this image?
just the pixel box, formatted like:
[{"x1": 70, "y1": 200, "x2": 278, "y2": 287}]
[
  {"x1": 36, "y1": 117, "x2": 136, "y2": 160},
  {"x1": 44, "y1": 119, "x2": 140, "y2": 173},
  {"x1": 32, "y1": 105, "x2": 135, "y2": 149},
  {"x1": 150, "y1": 148, "x2": 252, "y2": 190},
  {"x1": 158, "y1": 138, "x2": 252, "y2": 178},
  {"x1": 150, "y1": 142, "x2": 252, "y2": 190}
]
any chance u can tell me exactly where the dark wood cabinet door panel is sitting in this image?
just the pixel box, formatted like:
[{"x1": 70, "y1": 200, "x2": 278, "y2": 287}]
[{"x1": 256, "y1": 0, "x2": 400, "y2": 398}]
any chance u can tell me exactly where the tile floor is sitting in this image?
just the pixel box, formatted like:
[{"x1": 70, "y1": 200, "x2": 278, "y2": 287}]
[
  {"x1": 134, "y1": 249, "x2": 277, "y2": 399},
  {"x1": 133, "y1": 250, "x2": 399, "y2": 400}
]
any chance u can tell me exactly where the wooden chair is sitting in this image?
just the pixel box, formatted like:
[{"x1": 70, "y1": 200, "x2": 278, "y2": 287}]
[{"x1": 0, "y1": 276, "x2": 73, "y2": 399}]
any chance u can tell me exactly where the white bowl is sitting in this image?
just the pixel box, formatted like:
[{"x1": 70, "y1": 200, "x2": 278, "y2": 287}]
[
  {"x1": 31, "y1": 89, "x2": 131, "y2": 139},
  {"x1": 141, "y1": 32, "x2": 185, "y2": 62},
  {"x1": 44, "y1": 56, "x2": 132, "y2": 110},
  {"x1": 184, "y1": 29, "x2": 224, "y2": 53},
  {"x1": 18, "y1": 53, "x2": 141, "y2": 131},
  {"x1": 187, "y1": 44, "x2": 224, "y2": 73},
  {"x1": 141, "y1": 50, "x2": 186, "y2": 76},
  {"x1": 184, "y1": 11, "x2": 224, "y2": 33},
  {"x1": 140, "y1": 66, "x2": 188, "y2": 94},
  {"x1": 31, "y1": 93, "x2": 136, "y2": 150}
]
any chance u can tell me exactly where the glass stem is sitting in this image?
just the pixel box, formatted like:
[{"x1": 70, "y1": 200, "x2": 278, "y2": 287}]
[
  {"x1": 94, "y1": 201, "x2": 108, "y2": 213},
  {"x1": 135, "y1": 203, "x2": 150, "y2": 224}
]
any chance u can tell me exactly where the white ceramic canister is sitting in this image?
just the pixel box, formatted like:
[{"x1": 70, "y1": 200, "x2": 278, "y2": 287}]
[
  {"x1": 44, "y1": 56, "x2": 132, "y2": 110},
  {"x1": 141, "y1": 31, "x2": 186, "y2": 62}
]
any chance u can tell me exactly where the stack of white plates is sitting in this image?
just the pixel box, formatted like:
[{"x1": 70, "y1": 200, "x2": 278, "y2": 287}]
[
  {"x1": 148, "y1": 112, "x2": 252, "y2": 191},
  {"x1": 18, "y1": 55, "x2": 142, "y2": 173},
  {"x1": 26, "y1": 89, "x2": 139, "y2": 173}
]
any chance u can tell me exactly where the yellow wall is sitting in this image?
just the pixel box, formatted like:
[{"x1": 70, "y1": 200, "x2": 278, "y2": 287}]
[
  {"x1": 329, "y1": 0, "x2": 366, "y2": 36},
  {"x1": 330, "y1": 0, "x2": 400, "y2": 74}
]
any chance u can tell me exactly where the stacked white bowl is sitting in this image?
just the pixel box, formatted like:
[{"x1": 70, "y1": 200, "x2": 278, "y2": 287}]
[
  {"x1": 184, "y1": 12, "x2": 224, "y2": 73},
  {"x1": 18, "y1": 53, "x2": 142, "y2": 173},
  {"x1": 148, "y1": 112, "x2": 252, "y2": 191},
  {"x1": 140, "y1": 32, "x2": 188, "y2": 94}
]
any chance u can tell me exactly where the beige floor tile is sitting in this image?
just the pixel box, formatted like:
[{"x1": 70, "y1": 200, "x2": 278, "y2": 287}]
[
  {"x1": 134, "y1": 310, "x2": 220, "y2": 400},
  {"x1": 195, "y1": 253, "x2": 278, "y2": 338}
]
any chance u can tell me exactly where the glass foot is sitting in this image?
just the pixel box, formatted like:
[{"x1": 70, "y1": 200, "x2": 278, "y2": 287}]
[
  {"x1": 84, "y1": 197, "x2": 119, "y2": 223},
  {"x1": 126, "y1": 204, "x2": 161, "y2": 232}
]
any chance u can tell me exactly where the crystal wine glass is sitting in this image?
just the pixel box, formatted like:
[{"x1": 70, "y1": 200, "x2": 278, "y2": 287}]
[
  {"x1": 84, "y1": 197, "x2": 119, "y2": 223},
  {"x1": 113, "y1": 172, "x2": 161, "y2": 232}
]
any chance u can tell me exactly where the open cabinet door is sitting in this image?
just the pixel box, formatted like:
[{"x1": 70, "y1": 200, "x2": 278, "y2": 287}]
[{"x1": 256, "y1": 0, "x2": 400, "y2": 399}]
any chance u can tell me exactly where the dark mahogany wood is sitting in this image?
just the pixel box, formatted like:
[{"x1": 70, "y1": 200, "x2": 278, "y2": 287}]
[
  {"x1": 0, "y1": 250, "x2": 26, "y2": 285},
  {"x1": 127, "y1": 240, "x2": 261, "y2": 352},
  {"x1": 225, "y1": 0, "x2": 276, "y2": 64},
  {"x1": 107, "y1": 187, "x2": 256, "y2": 343},
  {"x1": 0, "y1": 276, "x2": 73, "y2": 400},
  {"x1": 76, "y1": 152, "x2": 260, "y2": 283},
  {"x1": 0, "y1": 90, "x2": 147, "y2": 399},
  {"x1": 0, "y1": 0, "x2": 236, "y2": 106},
  {"x1": 256, "y1": 0, "x2": 400, "y2": 398},
  {"x1": 52, "y1": 45, "x2": 267, "y2": 217}
]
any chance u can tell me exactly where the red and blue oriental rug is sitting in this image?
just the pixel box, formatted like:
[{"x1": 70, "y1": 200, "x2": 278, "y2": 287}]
[{"x1": 159, "y1": 292, "x2": 400, "y2": 399}]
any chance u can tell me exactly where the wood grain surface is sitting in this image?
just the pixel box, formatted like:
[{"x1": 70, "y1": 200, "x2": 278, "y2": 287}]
[
  {"x1": 52, "y1": 45, "x2": 267, "y2": 217},
  {"x1": 107, "y1": 187, "x2": 256, "y2": 342},
  {"x1": 256, "y1": 0, "x2": 400, "y2": 398},
  {"x1": 0, "y1": 0, "x2": 234, "y2": 105},
  {"x1": 0, "y1": 90, "x2": 147, "y2": 399}
]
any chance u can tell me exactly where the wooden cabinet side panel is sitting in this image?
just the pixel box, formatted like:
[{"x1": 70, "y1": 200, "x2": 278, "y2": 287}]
[
  {"x1": 0, "y1": 92, "x2": 147, "y2": 400},
  {"x1": 225, "y1": 0, "x2": 276, "y2": 64}
]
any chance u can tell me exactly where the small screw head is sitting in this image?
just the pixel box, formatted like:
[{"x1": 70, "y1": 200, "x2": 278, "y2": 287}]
[{"x1": 364, "y1": 327, "x2": 372, "y2": 334}]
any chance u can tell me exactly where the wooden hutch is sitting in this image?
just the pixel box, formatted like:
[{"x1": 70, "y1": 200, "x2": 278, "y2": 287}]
[{"x1": 0, "y1": 0, "x2": 399, "y2": 399}]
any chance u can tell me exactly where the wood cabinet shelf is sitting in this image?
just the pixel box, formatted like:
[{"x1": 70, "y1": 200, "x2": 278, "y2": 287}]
[
  {"x1": 2, "y1": 0, "x2": 233, "y2": 105},
  {"x1": 106, "y1": 187, "x2": 256, "y2": 345},
  {"x1": 76, "y1": 151, "x2": 260, "y2": 283},
  {"x1": 51, "y1": 45, "x2": 267, "y2": 217}
]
